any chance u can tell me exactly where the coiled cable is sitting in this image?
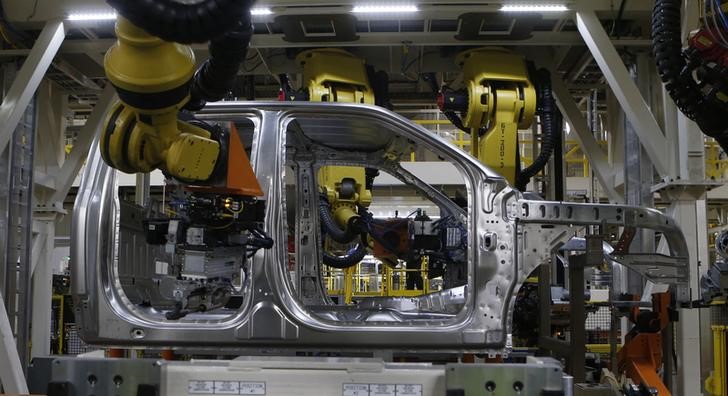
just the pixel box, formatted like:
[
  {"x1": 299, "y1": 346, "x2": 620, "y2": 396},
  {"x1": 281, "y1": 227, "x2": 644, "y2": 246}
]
[{"x1": 653, "y1": 0, "x2": 728, "y2": 151}]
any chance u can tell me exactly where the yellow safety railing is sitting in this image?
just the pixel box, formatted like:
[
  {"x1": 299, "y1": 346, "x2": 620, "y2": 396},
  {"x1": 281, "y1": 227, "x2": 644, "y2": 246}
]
[
  {"x1": 706, "y1": 325, "x2": 728, "y2": 396},
  {"x1": 324, "y1": 257, "x2": 432, "y2": 303},
  {"x1": 586, "y1": 344, "x2": 622, "y2": 354}
]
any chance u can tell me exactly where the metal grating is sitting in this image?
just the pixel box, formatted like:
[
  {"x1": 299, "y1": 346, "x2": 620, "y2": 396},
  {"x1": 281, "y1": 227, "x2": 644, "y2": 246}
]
[{"x1": 64, "y1": 324, "x2": 93, "y2": 355}]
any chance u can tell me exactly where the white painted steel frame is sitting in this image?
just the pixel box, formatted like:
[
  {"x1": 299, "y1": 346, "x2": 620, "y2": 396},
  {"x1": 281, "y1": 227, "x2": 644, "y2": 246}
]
[{"x1": 0, "y1": 20, "x2": 65, "y2": 155}]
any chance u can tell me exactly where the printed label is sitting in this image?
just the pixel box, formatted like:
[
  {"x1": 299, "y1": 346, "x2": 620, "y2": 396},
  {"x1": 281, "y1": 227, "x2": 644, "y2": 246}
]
[
  {"x1": 239, "y1": 382, "x2": 266, "y2": 395},
  {"x1": 370, "y1": 384, "x2": 395, "y2": 396},
  {"x1": 343, "y1": 383, "x2": 370, "y2": 396},
  {"x1": 188, "y1": 380, "x2": 214, "y2": 394},
  {"x1": 213, "y1": 381, "x2": 239, "y2": 394},
  {"x1": 396, "y1": 384, "x2": 423, "y2": 396}
]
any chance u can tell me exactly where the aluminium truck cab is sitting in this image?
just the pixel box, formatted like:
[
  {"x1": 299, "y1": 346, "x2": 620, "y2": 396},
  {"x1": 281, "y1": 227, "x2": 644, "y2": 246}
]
[{"x1": 72, "y1": 102, "x2": 689, "y2": 354}]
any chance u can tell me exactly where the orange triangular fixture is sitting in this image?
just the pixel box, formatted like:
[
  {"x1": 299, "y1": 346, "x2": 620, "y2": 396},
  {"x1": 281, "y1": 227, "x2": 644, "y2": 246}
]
[{"x1": 226, "y1": 123, "x2": 264, "y2": 197}]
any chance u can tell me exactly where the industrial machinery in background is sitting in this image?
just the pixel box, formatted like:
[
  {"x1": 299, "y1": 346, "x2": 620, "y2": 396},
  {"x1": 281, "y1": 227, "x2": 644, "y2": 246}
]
[
  {"x1": 97, "y1": 0, "x2": 274, "y2": 318},
  {"x1": 653, "y1": 0, "x2": 728, "y2": 151},
  {"x1": 44, "y1": 2, "x2": 692, "y2": 396},
  {"x1": 282, "y1": 49, "x2": 380, "y2": 276},
  {"x1": 616, "y1": 292, "x2": 674, "y2": 396},
  {"x1": 279, "y1": 48, "x2": 468, "y2": 299},
  {"x1": 427, "y1": 47, "x2": 561, "y2": 190}
]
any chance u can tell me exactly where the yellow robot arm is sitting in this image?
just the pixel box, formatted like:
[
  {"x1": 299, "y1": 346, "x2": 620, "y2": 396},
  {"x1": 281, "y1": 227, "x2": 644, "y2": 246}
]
[
  {"x1": 100, "y1": 1, "x2": 260, "y2": 194},
  {"x1": 297, "y1": 49, "x2": 376, "y2": 233},
  {"x1": 438, "y1": 48, "x2": 537, "y2": 186},
  {"x1": 286, "y1": 49, "x2": 378, "y2": 270},
  {"x1": 101, "y1": 17, "x2": 220, "y2": 182},
  {"x1": 296, "y1": 49, "x2": 376, "y2": 105},
  {"x1": 101, "y1": 17, "x2": 221, "y2": 181}
]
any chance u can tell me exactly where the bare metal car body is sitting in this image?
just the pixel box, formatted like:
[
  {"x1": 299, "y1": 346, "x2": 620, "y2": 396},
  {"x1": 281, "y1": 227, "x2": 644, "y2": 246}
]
[{"x1": 72, "y1": 102, "x2": 689, "y2": 354}]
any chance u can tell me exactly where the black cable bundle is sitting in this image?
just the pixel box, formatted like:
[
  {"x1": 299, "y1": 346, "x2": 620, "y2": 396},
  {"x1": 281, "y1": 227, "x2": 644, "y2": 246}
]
[
  {"x1": 107, "y1": 0, "x2": 254, "y2": 44},
  {"x1": 107, "y1": 0, "x2": 256, "y2": 112},
  {"x1": 516, "y1": 69, "x2": 561, "y2": 191},
  {"x1": 185, "y1": 14, "x2": 253, "y2": 110},
  {"x1": 652, "y1": 0, "x2": 728, "y2": 151}
]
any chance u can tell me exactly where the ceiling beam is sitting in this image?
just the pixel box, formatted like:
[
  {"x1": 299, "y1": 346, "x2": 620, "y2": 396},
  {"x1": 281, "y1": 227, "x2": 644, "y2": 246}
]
[
  {"x1": 5, "y1": 0, "x2": 653, "y2": 23},
  {"x1": 50, "y1": 32, "x2": 650, "y2": 57}
]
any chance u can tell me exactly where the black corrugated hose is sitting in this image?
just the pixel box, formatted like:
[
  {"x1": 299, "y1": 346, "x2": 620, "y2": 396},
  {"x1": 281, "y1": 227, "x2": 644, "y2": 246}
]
[
  {"x1": 319, "y1": 197, "x2": 371, "y2": 268},
  {"x1": 107, "y1": 0, "x2": 256, "y2": 111},
  {"x1": 323, "y1": 239, "x2": 368, "y2": 269},
  {"x1": 107, "y1": 0, "x2": 254, "y2": 44},
  {"x1": 652, "y1": 0, "x2": 728, "y2": 151},
  {"x1": 185, "y1": 14, "x2": 253, "y2": 110},
  {"x1": 318, "y1": 195, "x2": 360, "y2": 244},
  {"x1": 516, "y1": 69, "x2": 560, "y2": 191},
  {"x1": 422, "y1": 72, "x2": 477, "y2": 134}
]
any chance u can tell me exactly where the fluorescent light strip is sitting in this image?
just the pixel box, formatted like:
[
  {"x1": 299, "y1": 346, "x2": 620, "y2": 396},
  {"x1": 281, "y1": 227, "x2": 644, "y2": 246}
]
[
  {"x1": 251, "y1": 7, "x2": 273, "y2": 16},
  {"x1": 352, "y1": 4, "x2": 419, "y2": 13},
  {"x1": 67, "y1": 12, "x2": 117, "y2": 21},
  {"x1": 500, "y1": 4, "x2": 568, "y2": 12}
]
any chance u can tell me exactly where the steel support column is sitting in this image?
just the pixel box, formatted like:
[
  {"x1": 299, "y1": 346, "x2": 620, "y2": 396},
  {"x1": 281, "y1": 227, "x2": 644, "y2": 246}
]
[
  {"x1": 575, "y1": 10, "x2": 669, "y2": 177},
  {"x1": 0, "y1": 20, "x2": 65, "y2": 155},
  {"x1": 26, "y1": 81, "x2": 114, "y2": 361},
  {"x1": 0, "y1": 292, "x2": 27, "y2": 393},
  {"x1": 662, "y1": 191, "x2": 708, "y2": 395},
  {"x1": 30, "y1": 217, "x2": 55, "y2": 358},
  {"x1": 624, "y1": 54, "x2": 655, "y2": 294}
]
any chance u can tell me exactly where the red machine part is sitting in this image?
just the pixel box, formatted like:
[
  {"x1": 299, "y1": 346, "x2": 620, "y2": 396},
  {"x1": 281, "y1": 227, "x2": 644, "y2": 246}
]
[
  {"x1": 689, "y1": 29, "x2": 728, "y2": 67},
  {"x1": 371, "y1": 218, "x2": 414, "y2": 266}
]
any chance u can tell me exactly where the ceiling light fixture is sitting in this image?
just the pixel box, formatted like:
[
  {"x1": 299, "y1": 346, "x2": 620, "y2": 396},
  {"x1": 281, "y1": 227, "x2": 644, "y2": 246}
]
[
  {"x1": 67, "y1": 12, "x2": 117, "y2": 21},
  {"x1": 500, "y1": 4, "x2": 568, "y2": 12},
  {"x1": 251, "y1": 7, "x2": 274, "y2": 16},
  {"x1": 352, "y1": 4, "x2": 419, "y2": 13}
]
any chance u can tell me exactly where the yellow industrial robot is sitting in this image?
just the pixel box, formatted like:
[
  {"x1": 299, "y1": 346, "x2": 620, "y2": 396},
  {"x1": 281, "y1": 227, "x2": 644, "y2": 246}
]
[
  {"x1": 431, "y1": 47, "x2": 559, "y2": 190},
  {"x1": 100, "y1": 0, "x2": 262, "y2": 197},
  {"x1": 98, "y1": 1, "x2": 275, "y2": 320},
  {"x1": 291, "y1": 49, "x2": 377, "y2": 270},
  {"x1": 281, "y1": 49, "x2": 421, "y2": 301}
]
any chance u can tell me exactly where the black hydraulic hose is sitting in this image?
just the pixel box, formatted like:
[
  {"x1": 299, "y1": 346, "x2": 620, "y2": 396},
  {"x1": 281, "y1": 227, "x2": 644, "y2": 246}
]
[
  {"x1": 107, "y1": 0, "x2": 255, "y2": 44},
  {"x1": 422, "y1": 72, "x2": 439, "y2": 94},
  {"x1": 443, "y1": 110, "x2": 470, "y2": 134},
  {"x1": 322, "y1": 236, "x2": 368, "y2": 269},
  {"x1": 422, "y1": 73, "x2": 471, "y2": 133},
  {"x1": 653, "y1": 0, "x2": 728, "y2": 150},
  {"x1": 516, "y1": 69, "x2": 559, "y2": 191},
  {"x1": 185, "y1": 14, "x2": 253, "y2": 110},
  {"x1": 319, "y1": 196, "x2": 359, "y2": 244}
]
